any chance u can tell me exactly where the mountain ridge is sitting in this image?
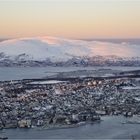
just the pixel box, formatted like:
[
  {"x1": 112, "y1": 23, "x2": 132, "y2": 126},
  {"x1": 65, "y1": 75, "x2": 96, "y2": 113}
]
[{"x1": 0, "y1": 36, "x2": 140, "y2": 66}]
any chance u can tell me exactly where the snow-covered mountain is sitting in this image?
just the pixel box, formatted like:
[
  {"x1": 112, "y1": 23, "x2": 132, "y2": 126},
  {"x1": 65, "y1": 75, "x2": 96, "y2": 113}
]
[{"x1": 0, "y1": 36, "x2": 140, "y2": 66}]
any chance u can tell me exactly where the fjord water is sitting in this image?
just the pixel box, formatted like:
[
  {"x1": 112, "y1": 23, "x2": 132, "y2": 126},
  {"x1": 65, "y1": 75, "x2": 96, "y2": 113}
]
[{"x1": 1, "y1": 66, "x2": 140, "y2": 81}]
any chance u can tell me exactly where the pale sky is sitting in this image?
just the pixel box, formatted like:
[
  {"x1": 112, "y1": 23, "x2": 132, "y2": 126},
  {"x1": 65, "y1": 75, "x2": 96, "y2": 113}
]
[{"x1": 0, "y1": 0, "x2": 140, "y2": 39}]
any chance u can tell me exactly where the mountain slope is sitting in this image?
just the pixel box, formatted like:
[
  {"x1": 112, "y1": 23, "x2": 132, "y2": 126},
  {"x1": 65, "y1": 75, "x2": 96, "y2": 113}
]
[{"x1": 0, "y1": 36, "x2": 140, "y2": 66}]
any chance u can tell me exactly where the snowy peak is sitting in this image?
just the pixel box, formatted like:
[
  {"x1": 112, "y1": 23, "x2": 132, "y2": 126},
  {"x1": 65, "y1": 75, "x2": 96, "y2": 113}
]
[{"x1": 0, "y1": 36, "x2": 90, "y2": 62}]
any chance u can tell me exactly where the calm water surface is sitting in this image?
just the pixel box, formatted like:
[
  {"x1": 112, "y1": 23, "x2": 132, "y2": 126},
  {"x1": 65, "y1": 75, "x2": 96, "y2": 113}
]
[{"x1": 0, "y1": 66, "x2": 140, "y2": 81}]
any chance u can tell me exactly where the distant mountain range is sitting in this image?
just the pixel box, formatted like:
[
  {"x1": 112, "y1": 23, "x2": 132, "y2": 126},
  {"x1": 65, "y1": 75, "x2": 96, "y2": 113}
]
[{"x1": 0, "y1": 36, "x2": 140, "y2": 66}]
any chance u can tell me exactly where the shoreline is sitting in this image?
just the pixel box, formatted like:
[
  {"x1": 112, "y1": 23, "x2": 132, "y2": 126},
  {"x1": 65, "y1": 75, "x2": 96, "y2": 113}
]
[
  {"x1": 1, "y1": 116, "x2": 140, "y2": 139},
  {"x1": 1, "y1": 115, "x2": 140, "y2": 131},
  {"x1": 0, "y1": 119, "x2": 102, "y2": 131}
]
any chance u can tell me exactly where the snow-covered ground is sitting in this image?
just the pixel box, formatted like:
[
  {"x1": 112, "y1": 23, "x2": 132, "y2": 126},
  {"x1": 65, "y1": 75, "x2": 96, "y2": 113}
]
[
  {"x1": 29, "y1": 80, "x2": 66, "y2": 85},
  {"x1": 0, "y1": 36, "x2": 140, "y2": 62},
  {"x1": 122, "y1": 86, "x2": 140, "y2": 90}
]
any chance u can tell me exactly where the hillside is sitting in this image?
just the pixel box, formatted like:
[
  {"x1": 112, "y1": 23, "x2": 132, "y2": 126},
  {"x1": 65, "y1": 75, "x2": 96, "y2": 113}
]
[{"x1": 0, "y1": 36, "x2": 140, "y2": 66}]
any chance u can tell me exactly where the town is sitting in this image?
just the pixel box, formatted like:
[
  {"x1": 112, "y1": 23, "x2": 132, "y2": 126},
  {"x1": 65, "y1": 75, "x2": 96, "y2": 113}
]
[{"x1": 0, "y1": 76, "x2": 140, "y2": 130}]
